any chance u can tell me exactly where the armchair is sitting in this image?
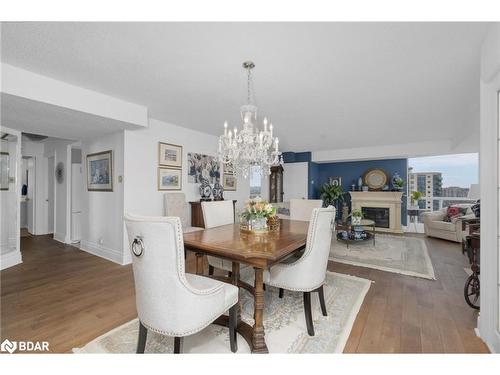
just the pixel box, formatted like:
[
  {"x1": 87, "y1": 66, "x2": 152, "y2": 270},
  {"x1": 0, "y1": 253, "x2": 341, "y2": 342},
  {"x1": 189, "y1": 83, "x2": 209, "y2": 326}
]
[
  {"x1": 422, "y1": 204, "x2": 475, "y2": 243},
  {"x1": 124, "y1": 214, "x2": 239, "y2": 353}
]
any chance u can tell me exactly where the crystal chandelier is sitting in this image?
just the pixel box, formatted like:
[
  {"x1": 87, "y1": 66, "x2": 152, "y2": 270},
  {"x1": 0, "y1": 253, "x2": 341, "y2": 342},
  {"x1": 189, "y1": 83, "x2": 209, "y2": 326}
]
[{"x1": 217, "y1": 61, "x2": 283, "y2": 179}]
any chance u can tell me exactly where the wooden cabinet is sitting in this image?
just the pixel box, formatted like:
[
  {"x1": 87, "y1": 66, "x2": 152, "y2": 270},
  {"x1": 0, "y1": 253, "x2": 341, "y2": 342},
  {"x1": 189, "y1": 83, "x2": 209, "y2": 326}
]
[
  {"x1": 189, "y1": 200, "x2": 237, "y2": 228},
  {"x1": 269, "y1": 165, "x2": 284, "y2": 203}
]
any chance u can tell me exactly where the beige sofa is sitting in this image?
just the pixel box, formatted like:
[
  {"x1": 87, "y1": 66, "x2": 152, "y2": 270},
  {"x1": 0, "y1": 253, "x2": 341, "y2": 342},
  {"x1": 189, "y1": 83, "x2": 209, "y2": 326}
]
[{"x1": 422, "y1": 204, "x2": 475, "y2": 242}]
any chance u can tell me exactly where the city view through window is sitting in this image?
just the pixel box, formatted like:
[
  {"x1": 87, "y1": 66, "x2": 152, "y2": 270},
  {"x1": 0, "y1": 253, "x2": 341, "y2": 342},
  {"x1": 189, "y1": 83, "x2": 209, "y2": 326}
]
[{"x1": 408, "y1": 153, "x2": 479, "y2": 224}]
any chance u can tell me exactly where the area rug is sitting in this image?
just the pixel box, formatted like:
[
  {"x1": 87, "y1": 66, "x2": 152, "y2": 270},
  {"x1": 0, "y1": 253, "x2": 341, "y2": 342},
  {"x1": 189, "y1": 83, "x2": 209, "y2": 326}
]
[
  {"x1": 73, "y1": 272, "x2": 371, "y2": 354},
  {"x1": 330, "y1": 234, "x2": 436, "y2": 280}
]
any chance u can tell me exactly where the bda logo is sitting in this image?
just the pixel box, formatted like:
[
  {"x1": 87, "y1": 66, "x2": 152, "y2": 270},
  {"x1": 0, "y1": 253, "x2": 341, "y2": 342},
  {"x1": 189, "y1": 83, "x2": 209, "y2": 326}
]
[{"x1": 1, "y1": 339, "x2": 17, "y2": 354}]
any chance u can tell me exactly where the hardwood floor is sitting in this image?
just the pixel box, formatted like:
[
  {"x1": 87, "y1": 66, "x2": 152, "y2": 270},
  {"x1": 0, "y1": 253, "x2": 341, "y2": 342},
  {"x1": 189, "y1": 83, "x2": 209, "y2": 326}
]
[{"x1": 0, "y1": 233, "x2": 488, "y2": 353}]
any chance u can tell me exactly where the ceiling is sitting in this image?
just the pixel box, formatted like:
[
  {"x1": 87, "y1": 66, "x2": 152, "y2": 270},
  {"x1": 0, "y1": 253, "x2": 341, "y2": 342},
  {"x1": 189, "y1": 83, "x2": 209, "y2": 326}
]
[
  {"x1": 0, "y1": 22, "x2": 491, "y2": 151},
  {"x1": 1, "y1": 93, "x2": 139, "y2": 141}
]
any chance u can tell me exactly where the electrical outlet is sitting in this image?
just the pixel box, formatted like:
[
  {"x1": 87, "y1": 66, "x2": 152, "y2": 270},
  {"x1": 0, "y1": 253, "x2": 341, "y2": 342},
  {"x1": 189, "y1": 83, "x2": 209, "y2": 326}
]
[{"x1": 98, "y1": 238, "x2": 104, "y2": 245}]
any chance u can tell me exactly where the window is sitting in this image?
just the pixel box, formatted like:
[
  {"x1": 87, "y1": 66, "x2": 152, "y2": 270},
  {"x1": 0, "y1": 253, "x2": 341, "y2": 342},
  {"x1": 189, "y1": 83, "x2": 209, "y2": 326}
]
[{"x1": 249, "y1": 166, "x2": 262, "y2": 199}]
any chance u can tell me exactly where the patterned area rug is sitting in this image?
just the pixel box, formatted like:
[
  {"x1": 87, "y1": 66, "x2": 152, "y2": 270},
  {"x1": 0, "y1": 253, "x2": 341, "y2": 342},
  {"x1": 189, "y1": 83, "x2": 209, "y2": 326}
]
[
  {"x1": 73, "y1": 272, "x2": 371, "y2": 354},
  {"x1": 330, "y1": 234, "x2": 436, "y2": 280}
]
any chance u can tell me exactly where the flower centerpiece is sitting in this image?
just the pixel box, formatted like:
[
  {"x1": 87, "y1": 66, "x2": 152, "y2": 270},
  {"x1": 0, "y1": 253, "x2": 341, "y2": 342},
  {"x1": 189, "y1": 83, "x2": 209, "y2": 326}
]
[{"x1": 240, "y1": 198, "x2": 279, "y2": 233}]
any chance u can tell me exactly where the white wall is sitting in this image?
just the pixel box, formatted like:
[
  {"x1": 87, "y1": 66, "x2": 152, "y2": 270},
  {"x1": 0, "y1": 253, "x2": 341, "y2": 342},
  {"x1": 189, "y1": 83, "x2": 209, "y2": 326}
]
[
  {"x1": 79, "y1": 131, "x2": 125, "y2": 264},
  {"x1": 43, "y1": 138, "x2": 74, "y2": 242},
  {"x1": 282, "y1": 162, "x2": 308, "y2": 201},
  {"x1": 478, "y1": 23, "x2": 500, "y2": 354},
  {"x1": 123, "y1": 118, "x2": 252, "y2": 263},
  {"x1": 0, "y1": 128, "x2": 21, "y2": 270}
]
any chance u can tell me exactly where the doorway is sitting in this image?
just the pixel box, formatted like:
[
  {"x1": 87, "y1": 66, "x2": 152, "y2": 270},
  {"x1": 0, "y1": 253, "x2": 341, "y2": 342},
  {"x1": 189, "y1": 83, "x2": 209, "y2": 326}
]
[{"x1": 20, "y1": 156, "x2": 36, "y2": 235}]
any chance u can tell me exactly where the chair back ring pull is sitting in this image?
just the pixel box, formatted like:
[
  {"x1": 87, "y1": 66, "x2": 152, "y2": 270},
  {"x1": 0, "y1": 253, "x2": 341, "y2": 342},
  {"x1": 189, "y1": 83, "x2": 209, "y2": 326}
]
[{"x1": 132, "y1": 236, "x2": 145, "y2": 257}]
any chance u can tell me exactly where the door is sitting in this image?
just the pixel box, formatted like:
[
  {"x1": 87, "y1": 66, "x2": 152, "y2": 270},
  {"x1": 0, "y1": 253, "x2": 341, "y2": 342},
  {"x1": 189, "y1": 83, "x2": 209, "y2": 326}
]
[
  {"x1": 47, "y1": 156, "x2": 54, "y2": 234},
  {"x1": 26, "y1": 157, "x2": 35, "y2": 234}
]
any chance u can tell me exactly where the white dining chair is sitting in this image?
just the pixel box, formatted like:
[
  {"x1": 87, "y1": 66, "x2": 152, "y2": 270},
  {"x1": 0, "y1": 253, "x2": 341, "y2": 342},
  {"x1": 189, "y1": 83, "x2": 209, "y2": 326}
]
[
  {"x1": 264, "y1": 206, "x2": 335, "y2": 336},
  {"x1": 289, "y1": 199, "x2": 323, "y2": 221},
  {"x1": 124, "y1": 214, "x2": 239, "y2": 353},
  {"x1": 201, "y1": 200, "x2": 248, "y2": 276},
  {"x1": 164, "y1": 193, "x2": 203, "y2": 233}
]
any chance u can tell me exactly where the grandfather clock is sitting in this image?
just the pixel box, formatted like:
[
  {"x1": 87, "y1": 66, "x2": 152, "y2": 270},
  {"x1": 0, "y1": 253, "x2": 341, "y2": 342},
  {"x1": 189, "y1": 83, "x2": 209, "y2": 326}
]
[{"x1": 269, "y1": 165, "x2": 284, "y2": 203}]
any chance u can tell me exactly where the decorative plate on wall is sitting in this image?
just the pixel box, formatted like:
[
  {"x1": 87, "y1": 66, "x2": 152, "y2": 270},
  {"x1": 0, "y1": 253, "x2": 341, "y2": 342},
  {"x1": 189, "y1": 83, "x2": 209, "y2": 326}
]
[{"x1": 363, "y1": 168, "x2": 388, "y2": 190}]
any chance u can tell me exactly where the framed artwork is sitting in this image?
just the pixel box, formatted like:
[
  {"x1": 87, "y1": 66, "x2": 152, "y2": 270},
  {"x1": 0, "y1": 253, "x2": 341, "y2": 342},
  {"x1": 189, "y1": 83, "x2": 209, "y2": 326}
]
[
  {"x1": 223, "y1": 173, "x2": 237, "y2": 191},
  {"x1": 223, "y1": 162, "x2": 235, "y2": 175},
  {"x1": 187, "y1": 152, "x2": 220, "y2": 184},
  {"x1": 158, "y1": 167, "x2": 182, "y2": 190},
  {"x1": 86, "y1": 150, "x2": 113, "y2": 191},
  {"x1": 329, "y1": 176, "x2": 342, "y2": 187},
  {"x1": 158, "y1": 142, "x2": 182, "y2": 168},
  {"x1": 0, "y1": 152, "x2": 9, "y2": 191}
]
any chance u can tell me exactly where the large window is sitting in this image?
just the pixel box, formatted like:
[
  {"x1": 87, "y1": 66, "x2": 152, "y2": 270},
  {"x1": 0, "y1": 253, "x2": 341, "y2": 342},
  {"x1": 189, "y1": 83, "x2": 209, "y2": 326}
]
[{"x1": 249, "y1": 166, "x2": 262, "y2": 199}]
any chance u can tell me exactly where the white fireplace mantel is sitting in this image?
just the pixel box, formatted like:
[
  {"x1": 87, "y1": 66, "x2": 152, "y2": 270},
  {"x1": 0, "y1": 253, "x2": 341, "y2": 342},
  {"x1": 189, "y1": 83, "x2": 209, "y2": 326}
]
[{"x1": 349, "y1": 191, "x2": 404, "y2": 233}]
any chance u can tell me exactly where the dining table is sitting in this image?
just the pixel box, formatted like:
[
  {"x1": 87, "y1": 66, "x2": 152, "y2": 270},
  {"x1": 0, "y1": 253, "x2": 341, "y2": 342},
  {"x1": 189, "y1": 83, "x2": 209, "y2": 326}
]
[{"x1": 183, "y1": 218, "x2": 309, "y2": 353}]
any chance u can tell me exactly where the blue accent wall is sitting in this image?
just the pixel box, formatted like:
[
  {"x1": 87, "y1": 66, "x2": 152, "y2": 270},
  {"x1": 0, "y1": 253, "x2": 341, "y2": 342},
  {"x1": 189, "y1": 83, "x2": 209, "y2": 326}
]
[
  {"x1": 282, "y1": 151, "x2": 312, "y2": 163},
  {"x1": 314, "y1": 158, "x2": 408, "y2": 225}
]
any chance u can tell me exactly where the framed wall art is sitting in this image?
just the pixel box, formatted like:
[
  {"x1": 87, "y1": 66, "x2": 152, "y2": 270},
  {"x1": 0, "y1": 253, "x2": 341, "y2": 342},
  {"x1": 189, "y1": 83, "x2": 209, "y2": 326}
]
[
  {"x1": 187, "y1": 152, "x2": 220, "y2": 184},
  {"x1": 86, "y1": 150, "x2": 113, "y2": 191},
  {"x1": 328, "y1": 176, "x2": 343, "y2": 187},
  {"x1": 158, "y1": 142, "x2": 182, "y2": 168},
  {"x1": 158, "y1": 167, "x2": 182, "y2": 190},
  {"x1": 223, "y1": 173, "x2": 237, "y2": 191}
]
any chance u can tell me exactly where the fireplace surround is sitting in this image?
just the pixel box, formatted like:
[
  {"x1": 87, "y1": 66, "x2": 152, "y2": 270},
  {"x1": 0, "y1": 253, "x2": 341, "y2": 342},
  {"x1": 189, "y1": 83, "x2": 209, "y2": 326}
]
[{"x1": 349, "y1": 191, "x2": 403, "y2": 233}]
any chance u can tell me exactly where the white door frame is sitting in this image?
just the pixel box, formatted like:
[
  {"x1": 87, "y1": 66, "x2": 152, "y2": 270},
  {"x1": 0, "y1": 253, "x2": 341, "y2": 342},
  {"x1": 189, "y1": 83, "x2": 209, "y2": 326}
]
[
  {"x1": 25, "y1": 156, "x2": 36, "y2": 234},
  {"x1": 478, "y1": 70, "x2": 500, "y2": 353},
  {"x1": 46, "y1": 155, "x2": 55, "y2": 234},
  {"x1": 0, "y1": 126, "x2": 22, "y2": 270}
]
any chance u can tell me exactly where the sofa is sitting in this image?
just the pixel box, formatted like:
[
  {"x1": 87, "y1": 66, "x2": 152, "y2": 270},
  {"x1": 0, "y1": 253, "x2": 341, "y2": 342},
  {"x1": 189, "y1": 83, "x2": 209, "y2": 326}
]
[{"x1": 422, "y1": 204, "x2": 476, "y2": 243}]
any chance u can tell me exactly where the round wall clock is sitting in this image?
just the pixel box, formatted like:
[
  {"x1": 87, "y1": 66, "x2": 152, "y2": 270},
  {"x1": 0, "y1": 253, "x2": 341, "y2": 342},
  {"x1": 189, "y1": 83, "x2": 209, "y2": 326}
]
[{"x1": 363, "y1": 168, "x2": 388, "y2": 190}]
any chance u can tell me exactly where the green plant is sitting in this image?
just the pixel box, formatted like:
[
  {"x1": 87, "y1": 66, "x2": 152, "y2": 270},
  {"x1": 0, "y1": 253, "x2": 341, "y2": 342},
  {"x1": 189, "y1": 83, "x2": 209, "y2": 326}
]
[
  {"x1": 319, "y1": 183, "x2": 344, "y2": 208},
  {"x1": 393, "y1": 177, "x2": 404, "y2": 188},
  {"x1": 410, "y1": 191, "x2": 425, "y2": 206},
  {"x1": 351, "y1": 209, "x2": 363, "y2": 218}
]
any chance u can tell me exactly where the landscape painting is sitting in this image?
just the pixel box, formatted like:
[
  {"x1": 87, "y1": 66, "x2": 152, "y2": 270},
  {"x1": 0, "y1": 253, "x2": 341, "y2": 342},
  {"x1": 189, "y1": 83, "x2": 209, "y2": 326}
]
[
  {"x1": 86, "y1": 150, "x2": 113, "y2": 191},
  {"x1": 223, "y1": 173, "x2": 237, "y2": 191},
  {"x1": 158, "y1": 142, "x2": 182, "y2": 168},
  {"x1": 158, "y1": 167, "x2": 182, "y2": 190},
  {"x1": 187, "y1": 152, "x2": 220, "y2": 184}
]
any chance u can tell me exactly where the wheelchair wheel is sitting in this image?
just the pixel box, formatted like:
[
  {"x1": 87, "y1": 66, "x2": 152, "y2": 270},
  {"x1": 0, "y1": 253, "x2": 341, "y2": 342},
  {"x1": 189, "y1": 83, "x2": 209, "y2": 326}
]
[{"x1": 464, "y1": 274, "x2": 480, "y2": 310}]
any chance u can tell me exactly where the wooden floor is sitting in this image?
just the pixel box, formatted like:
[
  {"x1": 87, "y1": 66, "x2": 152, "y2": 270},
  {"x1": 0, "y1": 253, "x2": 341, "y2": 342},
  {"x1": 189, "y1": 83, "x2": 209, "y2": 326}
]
[{"x1": 0, "y1": 233, "x2": 489, "y2": 353}]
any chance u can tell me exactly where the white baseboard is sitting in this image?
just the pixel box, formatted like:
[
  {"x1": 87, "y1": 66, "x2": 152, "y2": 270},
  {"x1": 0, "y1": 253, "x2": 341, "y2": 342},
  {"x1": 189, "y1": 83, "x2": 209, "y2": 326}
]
[
  {"x1": 80, "y1": 240, "x2": 125, "y2": 265},
  {"x1": 53, "y1": 232, "x2": 66, "y2": 243},
  {"x1": 0, "y1": 250, "x2": 22, "y2": 270}
]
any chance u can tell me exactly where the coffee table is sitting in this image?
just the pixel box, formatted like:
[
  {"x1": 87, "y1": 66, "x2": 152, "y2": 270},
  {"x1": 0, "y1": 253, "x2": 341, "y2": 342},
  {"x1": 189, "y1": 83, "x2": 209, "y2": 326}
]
[{"x1": 336, "y1": 218, "x2": 376, "y2": 248}]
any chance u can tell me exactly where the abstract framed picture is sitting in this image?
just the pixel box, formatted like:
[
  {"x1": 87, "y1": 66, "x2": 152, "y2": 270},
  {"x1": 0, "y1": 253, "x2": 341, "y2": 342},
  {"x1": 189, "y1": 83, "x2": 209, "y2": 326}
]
[
  {"x1": 328, "y1": 176, "x2": 342, "y2": 187},
  {"x1": 187, "y1": 152, "x2": 221, "y2": 184},
  {"x1": 223, "y1": 173, "x2": 237, "y2": 191},
  {"x1": 0, "y1": 152, "x2": 9, "y2": 191},
  {"x1": 158, "y1": 167, "x2": 182, "y2": 190},
  {"x1": 158, "y1": 142, "x2": 182, "y2": 168},
  {"x1": 86, "y1": 150, "x2": 113, "y2": 191}
]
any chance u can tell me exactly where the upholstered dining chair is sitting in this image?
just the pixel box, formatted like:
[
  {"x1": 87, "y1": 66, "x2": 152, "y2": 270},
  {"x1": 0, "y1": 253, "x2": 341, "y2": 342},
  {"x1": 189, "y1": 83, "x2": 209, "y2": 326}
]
[
  {"x1": 124, "y1": 214, "x2": 239, "y2": 353},
  {"x1": 164, "y1": 193, "x2": 204, "y2": 233},
  {"x1": 265, "y1": 206, "x2": 335, "y2": 336},
  {"x1": 201, "y1": 200, "x2": 248, "y2": 276},
  {"x1": 289, "y1": 199, "x2": 323, "y2": 221}
]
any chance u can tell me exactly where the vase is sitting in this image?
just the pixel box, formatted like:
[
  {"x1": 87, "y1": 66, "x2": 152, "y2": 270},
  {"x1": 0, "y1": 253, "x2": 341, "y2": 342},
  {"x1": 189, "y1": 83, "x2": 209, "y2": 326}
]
[
  {"x1": 249, "y1": 217, "x2": 267, "y2": 231},
  {"x1": 267, "y1": 215, "x2": 280, "y2": 231},
  {"x1": 352, "y1": 216, "x2": 362, "y2": 225}
]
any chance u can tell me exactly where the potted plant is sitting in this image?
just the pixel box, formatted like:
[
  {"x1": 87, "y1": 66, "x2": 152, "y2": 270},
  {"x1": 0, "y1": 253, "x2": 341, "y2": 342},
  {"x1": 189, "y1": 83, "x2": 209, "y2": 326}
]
[
  {"x1": 319, "y1": 183, "x2": 344, "y2": 208},
  {"x1": 350, "y1": 209, "x2": 363, "y2": 225},
  {"x1": 410, "y1": 190, "x2": 425, "y2": 208},
  {"x1": 240, "y1": 198, "x2": 278, "y2": 232},
  {"x1": 392, "y1": 173, "x2": 404, "y2": 191}
]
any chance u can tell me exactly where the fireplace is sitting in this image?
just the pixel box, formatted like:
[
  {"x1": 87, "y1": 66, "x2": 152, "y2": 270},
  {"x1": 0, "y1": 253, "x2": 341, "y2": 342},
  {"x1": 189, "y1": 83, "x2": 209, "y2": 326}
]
[
  {"x1": 362, "y1": 207, "x2": 390, "y2": 228},
  {"x1": 349, "y1": 191, "x2": 403, "y2": 233}
]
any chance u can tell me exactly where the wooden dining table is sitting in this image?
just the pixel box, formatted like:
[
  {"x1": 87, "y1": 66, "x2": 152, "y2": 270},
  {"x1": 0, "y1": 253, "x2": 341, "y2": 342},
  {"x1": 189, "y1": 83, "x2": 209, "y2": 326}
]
[{"x1": 183, "y1": 219, "x2": 309, "y2": 353}]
